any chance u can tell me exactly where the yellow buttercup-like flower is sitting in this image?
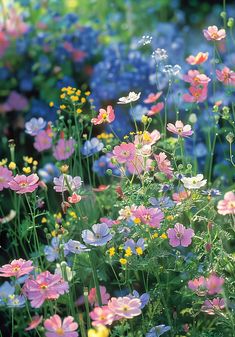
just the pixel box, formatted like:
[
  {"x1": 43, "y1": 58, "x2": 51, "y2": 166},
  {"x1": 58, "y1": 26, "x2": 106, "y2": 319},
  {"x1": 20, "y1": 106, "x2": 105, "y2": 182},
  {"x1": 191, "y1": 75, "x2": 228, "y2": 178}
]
[{"x1": 88, "y1": 325, "x2": 109, "y2": 337}]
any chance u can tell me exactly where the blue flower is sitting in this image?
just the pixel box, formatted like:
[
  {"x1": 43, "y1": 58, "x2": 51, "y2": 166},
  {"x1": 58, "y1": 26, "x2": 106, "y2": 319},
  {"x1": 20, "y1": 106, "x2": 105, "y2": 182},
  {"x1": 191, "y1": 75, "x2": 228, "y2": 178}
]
[
  {"x1": 81, "y1": 138, "x2": 104, "y2": 157},
  {"x1": 7, "y1": 295, "x2": 25, "y2": 308},
  {"x1": 82, "y1": 223, "x2": 113, "y2": 246},
  {"x1": 25, "y1": 117, "x2": 46, "y2": 136},
  {"x1": 124, "y1": 238, "x2": 145, "y2": 254},
  {"x1": 146, "y1": 325, "x2": 171, "y2": 337},
  {"x1": 130, "y1": 290, "x2": 150, "y2": 309},
  {"x1": 64, "y1": 239, "x2": 90, "y2": 255},
  {"x1": 0, "y1": 282, "x2": 15, "y2": 306},
  {"x1": 38, "y1": 163, "x2": 60, "y2": 183},
  {"x1": 44, "y1": 237, "x2": 60, "y2": 262},
  {"x1": 149, "y1": 197, "x2": 175, "y2": 209},
  {"x1": 130, "y1": 105, "x2": 148, "y2": 121}
]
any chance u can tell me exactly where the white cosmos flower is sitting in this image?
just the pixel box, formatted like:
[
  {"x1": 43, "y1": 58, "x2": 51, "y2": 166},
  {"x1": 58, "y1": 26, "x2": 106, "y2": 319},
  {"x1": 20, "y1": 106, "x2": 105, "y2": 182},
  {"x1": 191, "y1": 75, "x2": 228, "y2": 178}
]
[
  {"x1": 181, "y1": 174, "x2": 207, "y2": 190},
  {"x1": 117, "y1": 91, "x2": 141, "y2": 104}
]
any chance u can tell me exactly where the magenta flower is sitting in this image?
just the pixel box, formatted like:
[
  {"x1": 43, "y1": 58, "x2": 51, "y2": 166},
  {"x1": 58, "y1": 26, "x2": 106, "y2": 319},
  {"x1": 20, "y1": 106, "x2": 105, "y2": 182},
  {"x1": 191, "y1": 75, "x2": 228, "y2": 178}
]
[
  {"x1": 133, "y1": 205, "x2": 164, "y2": 228},
  {"x1": 216, "y1": 67, "x2": 235, "y2": 86},
  {"x1": 206, "y1": 274, "x2": 224, "y2": 295},
  {"x1": 0, "y1": 259, "x2": 34, "y2": 278},
  {"x1": 91, "y1": 105, "x2": 115, "y2": 125},
  {"x1": 108, "y1": 296, "x2": 142, "y2": 319},
  {"x1": 0, "y1": 166, "x2": 13, "y2": 191},
  {"x1": 147, "y1": 102, "x2": 164, "y2": 116},
  {"x1": 23, "y1": 271, "x2": 69, "y2": 308},
  {"x1": 44, "y1": 314, "x2": 78, "y2": 337},
  {"x1": 201, "y1": 298, "x2": 225, "y2": 315},
  {"x1": 167, "y1": 223, "x2": 194, "y2": 247},
  {"x1": 188, "y1": 276, "x2": 207, "y2": 296},
  {"x1": 53, "y1": 174, "x2": 82, "y2": 193},
  {"x1": 90, "y1": 306, "x2": 115, "y2": 326},
  {"x1": 113, "y1": 143, "x2": 136, "y2": 164},
  {"x1": 25, "y1": 315, "x2": 43, "y2": 331},
  {"x1": 203, "y1": 26, "x2": 226, "y2": 41},
  {"x1": 53, "y1": 139, "x2": 75, "y2": 161},
  {"x1": 34, "y1": 130, "x2": 52, "y2": 152},
  {"x1": 183, "y1": 70, "x2": 211, "y2": 86},
  {"x1": 182, "y1": 86, "x2": 208, "y2": 103},
  {"x1": 154, "y1": 152, "x2": 173, "y2": 178},
  {"x1": 217, "y1": 191, "x2": 235, "y2": 215},
  {"x1": 88, "y1": 286, "x2": 110, "y2": 306},
  {"x1": 167, "y1": 121, "x2": 194, "y2": 137},
  {"x1": 144, "y1": 92, "x2": 162, "y2": 104},
  {"x1": 8, "y1": 174, "x2": 39, "y2": 194}
]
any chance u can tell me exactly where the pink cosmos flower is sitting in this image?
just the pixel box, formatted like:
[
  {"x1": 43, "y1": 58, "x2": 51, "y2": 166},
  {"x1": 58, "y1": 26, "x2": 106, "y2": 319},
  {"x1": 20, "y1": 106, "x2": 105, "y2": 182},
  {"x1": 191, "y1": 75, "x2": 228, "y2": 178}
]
[
  {"x1": 68, "y1": 193, "x2": 81, "y2": 204},
  {"x1": 147, "y1": 102, "x2": 164, "y2": 116},
  {"x1": 217, "y1": 191, "x2": 235, "y2": 215},
  {"x1": 206, "y1": 274, "x2": 224, "y2": 295},
  {"x1": 201, "y1": 298, "x2": 225, "y2": 315},
  {"x1": 34, "y1": 130, "x2": 52, "y2": 152},
  {"x1": 144, "y1": 92, "x2": 163, "y2": 103},
  {"x1": 186, "y1": 52, "x2": 209, "y2": 65},
  {"x1": 167, "y1": 120, "x2": 194, "y2": 137},
  {"x1": 44, "y1": 314, "x2": 78, "y2": 337},
  {"x1": 183, "y1": 70, "x2": 211, "y2": 86},
  {"x1": 0, "y1": 258, "x2": 34, "y2": 278},
  {"x1": 53, "y1": 139, "x2": 75, "y2": 161},
  {"x1": 182, "y1": 86, "x2": 208, "y2": 103},
  {"x1": 216, "y1": 67, "x2": 235, "y2": 86},
  {"x1": 90, "y1": 306, "x2": 115, "y2": 326},
  {"x1": 0, "y1": 166, "x2": 13, "y2": 191},
  {"x1": 134, "y1": 130, "x2": 161, "y2": 146},
  {"x1": 167, "y1": 223, "x2": 195, "y2": 247},
  {"x1": 113, "y1": 143, "x2": 136, "y2": 163},
  {"x1": 91, "y1": 105, "x2": 115, "y2": 125},
  {"x1": 203, "y1": 26, "x2": 226, "y2": 41},
  {"x1": 23, "y1": 271, "x2": 69, "y2": 308},
  {"x1": 133, "y1": 205, "x2": 164, "y2": 228},
  {"x1": 172, "y1": 190, "x2": 190, "y2": 204},
  {"x1": 88, "y1": 286, "x2": 110, "y2": 306},
  {"x1": 25, "y1": 315, "x2": 43, "y2": 331},
  {"x1": 126, "y1": 156, "x2": 152, "y2": 175},
  {"x1": 108, "y1": 296, "x2": 142, "y2": 319},
  {"x1": 8, "y1": 174, "x2": 39, "y2": 194},
  {"x1": 1, "y1": 9, "x2": 28, "y2": 38},
  {"x1": 0, "y1": 31, "x2": 9, "y2": 57},
  {"x1": 154, "y1": 152, "x2": 173, "y2": 178},
  {"x1": 188, "y1": 276, "x2": 207, "y2": 296}
]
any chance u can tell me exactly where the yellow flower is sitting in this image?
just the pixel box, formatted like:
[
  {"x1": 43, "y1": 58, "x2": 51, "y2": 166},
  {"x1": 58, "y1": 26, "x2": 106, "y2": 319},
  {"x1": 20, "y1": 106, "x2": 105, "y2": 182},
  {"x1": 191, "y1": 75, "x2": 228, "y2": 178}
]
[
  {"x1": 77, "y1": 108, "x2": 82, "y2": 114},
  {"x1": 152, "y1": 233, "x2": 159, "y2": 239},
  {"x1": 41, "y1": 217, "x2": 47, "y2": 223},
  {"x1": 0, "y1": 158, "x2": 7, "y2": 166},
  {"x1": 81, "y1": 97, "x2": 86, "y2": 103},
  {"x1": 8, "y1": 162, "x2": 16, "y2": 170},
  {"x1": 49, "y1": 101, "x2": 54, "y2": 107},
  {"x1": 69, "y1": 211, "x2": 77, "y2": 219},
  {"x1": 125, "y1": 247, "x2": 132, "y2": 257},
  {"x1": 166, "y1": 215, "x2": 174, "y2": 221},
  {"x1": 33, "y1": 160, "x2": 38, "y2": 166},
  {"x1": 51, "y1": 230, "x2": 56, "y2": 237},
  {"x1": 61, "y1": 87, "x2": 67, "y2": 92},
  {"x1": 141, "y1": 115, "x2": 148, "y2": 124},
  {"x1": 23, "y1": 156, "x2": 33, "y2": 164},
  {"x1": 60, "y1": 164, "x2": 69, "y2": 173},
  {"x1": 71, "y1": 95, "x2": 79, "y2": 102},
  {"x1": 119, "y1": 258, "x2": 127, "y2": 265},
  {"x1": 60, "y1": 105, "x2": 66, "y2": 110},
  {"x1": 85, "y1": 91, "x2": 91, "y2": 96},
  {"x1": 23, "y1": 167, "x2": 31, "y2": 174},
  {"x1": 108, "y1": 247, "x2": 115, "y2": 257},
  {"x1": 76, "y1": 90, "x2": 81, "y2": 96},
  {"x1": 136, "y1": 247, "x2": 143, "y2": 255},
  {"x1": 88, "y1": 325, "x2": 109, "y2": 337},
  {"x1": 134, "y1": 217, "x2": 141, "y2": 224},
  {"x1": 160, "y1": 233, "x2": 167, "y2": 239}
]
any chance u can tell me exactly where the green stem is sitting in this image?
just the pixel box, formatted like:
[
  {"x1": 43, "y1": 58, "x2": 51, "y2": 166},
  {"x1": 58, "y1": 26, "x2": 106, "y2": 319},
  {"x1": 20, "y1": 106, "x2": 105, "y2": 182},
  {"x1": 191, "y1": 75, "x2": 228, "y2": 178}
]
[{"x1": 89, "y1": 251, "x2": 102, "y2": 306}]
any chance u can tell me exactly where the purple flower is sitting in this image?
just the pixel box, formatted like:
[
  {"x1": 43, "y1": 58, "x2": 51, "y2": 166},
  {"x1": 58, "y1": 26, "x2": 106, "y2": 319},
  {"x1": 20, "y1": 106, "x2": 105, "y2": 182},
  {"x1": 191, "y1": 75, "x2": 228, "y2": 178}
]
[
  {"x1": 124, "y1": 238, "x2": 145, "y2": 254},
  {"x1": 0, "y1": 282, "x2": 15, "y2": 306},
  {"x1": 53, "y1": 138, "x2": 75, "y2": 161},
  {"x1": 6, "y1": 91, "x2": 28, "y2": 111},
  {"x1": 81, "y1": 137, "x2": 104, "y2": 156},
  {"x1": 7, "y1": 294, "x2": 25, "y2": 308},
  {"x1": 53, "y1": 174, "x2": 82, "y2": 193},
  {"x1": 44, "y1": 237, "x2": 60, "y2": 262},
  {"x1": 82, "y1": 223, "x2": 113, "y2": 246},
  {"x1": 149, "y1": 197, "x2": 175, "y2": 209},
  {"x1": 146, "y1": 325, "x2": 171, "y2": 337},
  {"x1": 129, "y1": 290, "x2": 150, "y2": 309},
  {"x1": 64, "y1": 239, "x2": 90, "y2": 255},
  {"x1": 25, "y1": 117, "x2": 46, "y2": 136},
  {"x1": 167, "y1": 223, "x2": 194, "y2": 247}
]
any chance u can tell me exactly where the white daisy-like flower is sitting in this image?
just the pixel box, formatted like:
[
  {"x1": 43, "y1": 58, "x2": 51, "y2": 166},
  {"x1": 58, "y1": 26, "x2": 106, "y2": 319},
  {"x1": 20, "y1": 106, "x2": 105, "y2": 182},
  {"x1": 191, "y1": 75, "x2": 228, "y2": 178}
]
[
  {"x1": 181, "y1": 174, "x2": 207, "y2": 190},
  {"x1": 117, "y1": 92, "x2": 141, "y2": 104}
]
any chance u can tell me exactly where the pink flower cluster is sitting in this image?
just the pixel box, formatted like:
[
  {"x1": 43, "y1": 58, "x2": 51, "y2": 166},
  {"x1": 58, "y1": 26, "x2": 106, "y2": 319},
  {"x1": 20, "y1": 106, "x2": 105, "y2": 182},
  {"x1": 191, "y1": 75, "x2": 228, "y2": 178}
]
[
  {"x1": 0, "y1": 258, "x2": 34, "y2": 278},
  {"x1": 183, "y1": 69, "x2": 209, "y2": 103},
  {"x1": 217, "y1": 191, "x2": 235, "y2": 215},
  {"x1": 144, "y1": 92, "x2": 164, "y2": 116},
  {"x1": 188, "y1": 274, "x2": 224, "y2": 296}
]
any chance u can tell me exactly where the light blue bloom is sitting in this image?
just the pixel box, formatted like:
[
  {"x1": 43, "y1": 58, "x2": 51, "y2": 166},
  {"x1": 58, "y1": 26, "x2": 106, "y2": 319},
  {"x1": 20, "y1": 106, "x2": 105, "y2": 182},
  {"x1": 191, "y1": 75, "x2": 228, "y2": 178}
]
[{"x1": 146, "y1": 325, "x2": 171, "y2": 337}]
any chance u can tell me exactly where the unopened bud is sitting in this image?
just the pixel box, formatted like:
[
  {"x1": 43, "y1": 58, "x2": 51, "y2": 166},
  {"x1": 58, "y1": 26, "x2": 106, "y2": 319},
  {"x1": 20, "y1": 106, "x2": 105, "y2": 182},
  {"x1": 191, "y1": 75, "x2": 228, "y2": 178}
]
[
  {"x1": 226, "y1": 132, "x2": 234, "y2": 143},
  {"x1": 227, "y1": 17, "x2": 234, "y2": 28}
]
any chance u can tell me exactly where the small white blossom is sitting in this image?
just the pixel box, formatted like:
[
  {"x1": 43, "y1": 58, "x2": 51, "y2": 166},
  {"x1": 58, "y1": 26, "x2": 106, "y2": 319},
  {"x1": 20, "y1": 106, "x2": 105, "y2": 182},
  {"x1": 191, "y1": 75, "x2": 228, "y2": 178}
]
[
  {"x1": 117, "y1": 92, "x2": 141, "y2": 104},
  {"x1": 152, "y1": 48, "x2": 168, "y2": 62},
  {"x1": 138, "y1": 35, "x2": 152, "y2": 46},
  {"x1": 181, "y1": 174, "x2": 207, "y2": 190}
]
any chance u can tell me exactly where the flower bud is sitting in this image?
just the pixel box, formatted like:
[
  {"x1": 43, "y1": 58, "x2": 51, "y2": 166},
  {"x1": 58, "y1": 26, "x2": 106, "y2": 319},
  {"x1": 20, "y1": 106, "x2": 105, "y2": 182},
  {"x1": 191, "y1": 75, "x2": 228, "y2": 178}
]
[
  {"x1": 227, "y1": 17, "x2": 234, "y2": 28},
  {"x1": 226, "y1": 132, "x2": 234, "y2": 143}
]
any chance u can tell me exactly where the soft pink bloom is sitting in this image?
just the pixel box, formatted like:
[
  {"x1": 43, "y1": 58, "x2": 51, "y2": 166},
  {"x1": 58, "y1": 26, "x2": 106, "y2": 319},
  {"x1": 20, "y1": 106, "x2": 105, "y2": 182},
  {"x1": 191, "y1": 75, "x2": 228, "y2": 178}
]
[
  {"x1": 0, "y1": 31, "x2": 9, "y2": 57},
  {"x1": 53, "y1": 139, "x2": 75, "y2": 161},
  {"x1": 23, "y1": 271, "x2": 69, "y2": 308},
  {"x1": 188, "y1": 276, "x2": 207, "y2": 296},
  {"x1": 108, "y1": 296, "x2": 142, "y2": 319},
  {"x1": 44, "y1": 314, "x2": 78, "y2": 337},
  {"x1": 126, "y1": 155, "x2": 152, "y2": 175},
  {"x1": 91, "y1": 105, "x2": 115, "y2": 125},
  {"x1": 34, "y1": 130, "x2": 52, "y2": 152},
  {"x1": 183, "y1": 70, "x2": 211, "y2": 86},
  {"x1": 147, "y1": 102, "x2": 164, "y2": 116},
  {"x1": 88, "y1": 286, "x2": 110, "y2": 306},
  {"x1": 203, "y1": 26, "x2": 226, "y2": 41},
  {"x1": 206, "y1": 274, "x2": 224, "y2": 295},
  {"x1": 201, "y1": 298, "x2": 225, "y2": 315},
  {"x1": 154, "y1": 152, "x2": 173, "y2": 178},
  {"x1": 4, "y1": 9, "x2": 28, "y2": 38},
  {"x1": 25, "y1": 315, "x2": 43, "y2": 331},
  {"x1": 182, "y1": 85, "x2": 208, "y2": 103},
  {"x1": 53, "y1": 175, "x2": 82, "y2": 193},
  {"x1": 216, "y1": 67, "x2": 235, "y2": 86},
  {"x1": 167, "y1": 120, "x2": 194, "y2": 137},
  {"x1": 0, "y1": 166, "x2": 13, "y2": 191},
  {"x1": 93, "y1": 185, "x2": 110, "y2": 192},
  {"x1": 186, "y1": 52, "x2": 209, "y2": 65},
  {"x1": 217, "y1": 191, "x2": 235, "y2": 215},
  {"x1": 68, "y1": 193, "x2": 81, "y2": 204},
  {"x1": 144, "y1": 92, "x2": 162, "y2": 103},
  {"x1": 8, "y1": 174, "x2": 39, "y2": 194},
  {"x1": 172, "y1": 190, "x2": 190, "y2": 203},
  {"x1": 0, "y1": 258, "x2": 34, "y2": 278},
  {"x1": 134, "y1": 130, "x2": 161, "y2": 146},
  {"x1": 113, "y1": 143, "x2": 136, "y2": 163},
  {"x1": 167, "y1": 223, "x2": 194, "y2": 247},
  {"x1": 133, "y1": 205, "x2": 164, "y2": 228},
  {"x1": 90, "y1": 306, "x2": 114, "y2": 326}
]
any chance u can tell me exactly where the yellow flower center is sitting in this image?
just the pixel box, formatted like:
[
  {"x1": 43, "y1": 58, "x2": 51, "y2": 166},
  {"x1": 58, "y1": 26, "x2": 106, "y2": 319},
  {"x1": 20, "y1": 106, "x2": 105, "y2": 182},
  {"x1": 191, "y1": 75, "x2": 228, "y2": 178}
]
[{"x1": 56, "y1": 327, "x2": 64, "y2": 335}]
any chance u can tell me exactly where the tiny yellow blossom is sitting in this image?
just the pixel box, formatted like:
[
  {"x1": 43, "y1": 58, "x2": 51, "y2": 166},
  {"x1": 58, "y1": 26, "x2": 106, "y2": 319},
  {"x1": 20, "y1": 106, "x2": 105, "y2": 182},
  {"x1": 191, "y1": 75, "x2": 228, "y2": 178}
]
[
  {"x1": 166, "y1": 215, "x2": 174, "y2": 221},
  {"x1": 76, "y1": 90, "x2": 81, "y2": 96},
  {"x1": 69, "y1": 211, "x2": 77, "y2": 219},
  {"x1": 125, "y1": 247, "x2": 133, "y2": 257},
  {"x1": 0, "y1": 158, "x2": 7, "y2": 166},
  {"x1": 152, "y1": 233, "x2": 159, "y2": 238},
  {"x1": 141, "y1": 115, "x2": 148, "y2": 124},
  {"x1": 119, "y1": 258, "x2": 127, "y2": 265},
  {"x1": 108, "y1": 247, "x2": 115, "y2": 257},
  {"x1": 60, "y1": 105, "x2": 66, "y2": 110},
  {"x1": 33, "y1": 160, "x2": 38, "y2": 166},
  {"x1": 85, "y1": 91, "x2": 91, "y2": 96},
  {"x1": 41, "y1": 217, "x2": 47, "y2": 223},
  {"x1": 88, "y1": 325, "x2": 109, "y2": 337},
  {"x1": 49, "y1": 101, "x2": 54, "y2": 107},
  {"x1": 136, "y1": 247, "x2": 143, "y2": 255},
  {"x1": 134, "y1": 217, "x2": 141, "y2": 224},
  {"x1": 51, "y1": 230, "x2": 56, "y2": 237},
  {"x1": 23, "y1": 167, "x2": 31, "y2": 174},
  {"x1": 71, "y1": 95, "x2": 79, "y2": 102},
  {"x1": 81, "y1": 97, "x2": 86, "y2": 103},
  {"x1": 77, "y1": 108, "x2": 82, "y2": 114},
  {"x1": 8, "y1": 162, "x2": 16, "y2": 170},
  {"x1": 60, "y1": 93, "x2": 65, "y2": 99},
  {"x1": 160, "y1": 233, "x2": 167, "y2": 239},
  {"x1": 23, "y1": 156, "x2": 33, "y2": 164}
]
